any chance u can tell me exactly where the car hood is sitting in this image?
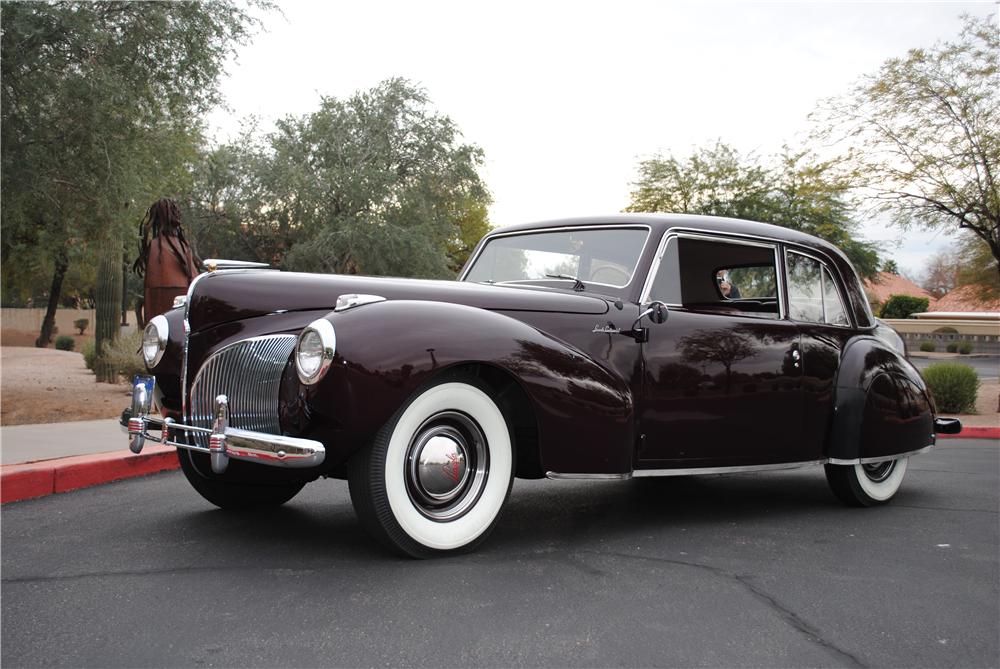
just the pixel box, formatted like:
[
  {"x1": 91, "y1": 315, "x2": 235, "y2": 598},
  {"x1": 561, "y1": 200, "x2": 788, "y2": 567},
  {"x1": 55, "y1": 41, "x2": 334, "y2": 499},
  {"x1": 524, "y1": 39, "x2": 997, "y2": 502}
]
[{"x1": 187, "y1": 270, "x2": 610, "y2": 332}]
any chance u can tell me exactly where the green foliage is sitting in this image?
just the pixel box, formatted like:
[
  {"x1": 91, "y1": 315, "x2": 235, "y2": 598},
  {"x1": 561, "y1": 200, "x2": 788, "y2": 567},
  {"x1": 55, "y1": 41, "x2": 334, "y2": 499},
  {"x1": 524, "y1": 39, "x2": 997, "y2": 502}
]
[
  {"x1": 183, "y1": 79, "x2": 492, "y2": 278},
  {"x1": 54, "y1": 335, "x2": 75, "y2": 351},
  {"x1": 73, "y1": 318, "x2": 89, "y2": 335},
  {"x1": 626, "y1": 143, "x2": 881, "y2": 278},
  {"x1": 96, "y1": 330, "x2": 145, "y2": 382},
  {"x1": 881, "y1": 259, "x2": 899, "y2": 274},
  {"x1": 814, "y1": 14, "x2": 999, "y2": 277},
  {"x1": 933, "y1": 326, "x2": 959, "y2": 334},
  {"x1": 1, "y1": 1, "x2": 269, "y2": 342},
  {"x1": 923, "y1": 362, "x2": 979, "y2": 413},
  {"x1": 955, "y1": 235, "x2": 1000, "y2": 298},
  {"x1": 946, "y1": 342, "x2": 959, "y2": 353},
  {"x1": 958, "y1": 341, "x2": 973, "y2": 355},
  {"x1": 82, "y1": 339, "x2": 97, "y2": 371},
  {"x1": 879, "y1": 294, "x2": 930, "y2": 319},
  {"x1": 919, "y1": 341, "x2": 936, "y2": 352}
]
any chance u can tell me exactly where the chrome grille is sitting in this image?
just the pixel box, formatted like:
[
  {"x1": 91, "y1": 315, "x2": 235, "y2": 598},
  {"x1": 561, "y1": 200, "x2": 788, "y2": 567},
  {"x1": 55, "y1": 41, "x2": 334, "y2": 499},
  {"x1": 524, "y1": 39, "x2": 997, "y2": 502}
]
[{"x1": 188, "y1": 335, "x2": 297, "y2": 447}]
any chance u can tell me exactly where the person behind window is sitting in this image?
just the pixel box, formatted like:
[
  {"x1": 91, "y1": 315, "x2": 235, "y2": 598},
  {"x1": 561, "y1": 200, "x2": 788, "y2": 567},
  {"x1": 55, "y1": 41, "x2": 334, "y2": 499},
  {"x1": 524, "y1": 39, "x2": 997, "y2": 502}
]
[{"x1": 717, "y1": 270, "x2": 742, "y2": 299}]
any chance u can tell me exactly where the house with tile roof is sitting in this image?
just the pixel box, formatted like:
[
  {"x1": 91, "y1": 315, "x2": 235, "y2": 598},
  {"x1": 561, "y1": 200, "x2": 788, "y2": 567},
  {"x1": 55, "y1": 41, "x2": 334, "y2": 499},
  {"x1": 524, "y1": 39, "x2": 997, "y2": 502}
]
[
  {"x1": 863, "y1": 271, "x2": 936, "y2": 308},
  {"x1": 929, "y1": 284, "x2": 1000, "y2": 313}
]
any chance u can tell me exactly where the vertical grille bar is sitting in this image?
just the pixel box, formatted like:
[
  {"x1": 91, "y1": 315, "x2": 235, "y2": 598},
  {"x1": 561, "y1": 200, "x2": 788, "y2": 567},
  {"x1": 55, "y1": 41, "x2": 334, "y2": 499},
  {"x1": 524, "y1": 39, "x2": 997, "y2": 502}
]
[{"x1": 188, "y1": 335, "x2": 298, "y2": 447}]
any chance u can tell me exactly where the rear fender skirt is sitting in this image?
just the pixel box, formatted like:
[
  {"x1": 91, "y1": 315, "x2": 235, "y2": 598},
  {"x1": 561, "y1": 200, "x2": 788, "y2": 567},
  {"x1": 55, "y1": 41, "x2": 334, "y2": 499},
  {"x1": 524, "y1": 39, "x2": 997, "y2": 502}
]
[
  {"x1": 828, "y1": 337, "x2": 935, "y2": 461},
  {"x1": 308, "y1": 300, "x2": 635, "y2": 475}
]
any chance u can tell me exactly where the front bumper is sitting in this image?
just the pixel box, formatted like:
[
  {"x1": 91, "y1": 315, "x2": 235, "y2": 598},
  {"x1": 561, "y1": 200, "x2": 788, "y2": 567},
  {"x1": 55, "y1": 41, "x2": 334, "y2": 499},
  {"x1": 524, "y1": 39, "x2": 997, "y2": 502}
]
[{"x1": 121, "y1": 378, "x2": 325, "y2": 474}]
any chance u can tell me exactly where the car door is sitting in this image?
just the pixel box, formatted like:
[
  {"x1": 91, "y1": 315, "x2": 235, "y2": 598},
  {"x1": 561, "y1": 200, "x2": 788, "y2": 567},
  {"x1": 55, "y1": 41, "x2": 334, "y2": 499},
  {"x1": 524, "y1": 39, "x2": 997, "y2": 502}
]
[
  {"x1": 637, "y1": 232, "x2": 805, "y2": 468},
  {"x1": 784, "y1": 248, "x2": 857, "y2": 459}
]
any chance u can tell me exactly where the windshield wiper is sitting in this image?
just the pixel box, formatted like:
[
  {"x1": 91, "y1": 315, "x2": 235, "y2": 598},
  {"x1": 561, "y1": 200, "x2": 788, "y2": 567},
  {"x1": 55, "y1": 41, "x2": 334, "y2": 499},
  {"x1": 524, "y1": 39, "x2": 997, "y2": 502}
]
[{"x1": 545, "y1": 273, "x2": 586, "y2": 292}]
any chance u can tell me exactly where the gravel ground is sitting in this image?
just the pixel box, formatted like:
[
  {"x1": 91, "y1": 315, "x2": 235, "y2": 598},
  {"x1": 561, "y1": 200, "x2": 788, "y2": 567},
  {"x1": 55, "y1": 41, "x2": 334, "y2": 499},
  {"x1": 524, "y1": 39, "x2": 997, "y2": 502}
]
[{"x1": 1, "y1": 347, "x2": 131, "y2": 425}]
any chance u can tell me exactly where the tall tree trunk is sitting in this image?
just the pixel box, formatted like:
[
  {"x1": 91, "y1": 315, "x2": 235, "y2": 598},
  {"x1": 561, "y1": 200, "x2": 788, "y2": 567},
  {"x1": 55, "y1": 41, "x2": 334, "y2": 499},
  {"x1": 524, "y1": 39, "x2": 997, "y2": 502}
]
[
  {"x1": 35, "y1": 249, "x2": 69, "y2": 348},
  {"x1": 95, "y1": 232, "x2": 124, "y2": 383}
]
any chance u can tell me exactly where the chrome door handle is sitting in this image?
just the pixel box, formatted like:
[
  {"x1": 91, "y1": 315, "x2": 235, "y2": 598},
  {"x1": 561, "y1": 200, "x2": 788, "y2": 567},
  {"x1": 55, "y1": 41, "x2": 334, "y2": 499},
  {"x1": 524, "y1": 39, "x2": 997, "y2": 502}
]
[{"x1": 792, "y1": 349, "x2": 801, "y2": 368}]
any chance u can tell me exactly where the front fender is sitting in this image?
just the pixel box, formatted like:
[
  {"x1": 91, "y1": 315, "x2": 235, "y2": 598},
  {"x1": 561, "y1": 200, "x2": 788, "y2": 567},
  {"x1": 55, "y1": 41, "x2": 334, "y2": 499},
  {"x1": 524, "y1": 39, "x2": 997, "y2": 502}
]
[
  {"x1": 828, "y1": 336, "x2": 935, "y2": 461},
  {"x1": 302, "y1": 300, "x2": 635, "y2": 474}
]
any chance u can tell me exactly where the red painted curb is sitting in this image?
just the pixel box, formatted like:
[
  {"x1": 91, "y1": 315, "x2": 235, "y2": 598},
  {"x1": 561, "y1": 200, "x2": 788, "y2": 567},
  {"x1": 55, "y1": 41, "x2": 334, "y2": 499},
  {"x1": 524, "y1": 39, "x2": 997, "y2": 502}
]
[
  {"x1": 938, "y1": 426, "x2": 1000, "y2": 440},
  {"x1": 1, "y1": 446, "x2": 179, "y2": 503}
]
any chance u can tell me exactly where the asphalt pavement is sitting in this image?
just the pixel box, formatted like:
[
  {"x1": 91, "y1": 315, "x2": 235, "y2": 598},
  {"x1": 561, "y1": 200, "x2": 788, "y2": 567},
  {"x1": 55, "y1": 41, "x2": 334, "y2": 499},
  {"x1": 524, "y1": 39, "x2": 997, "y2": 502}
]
[{"x1": 2, "y1": 439, "x2": 997, "y2": 668}]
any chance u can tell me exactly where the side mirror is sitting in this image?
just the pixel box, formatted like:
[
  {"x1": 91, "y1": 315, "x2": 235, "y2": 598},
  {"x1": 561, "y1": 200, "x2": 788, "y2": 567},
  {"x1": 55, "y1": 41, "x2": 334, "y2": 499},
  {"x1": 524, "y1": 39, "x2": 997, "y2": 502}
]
[
  {"x1": 623, "y1": 301, "x2": 669, "y2": 343},
  {"x1": 646, "y1": 301, "x2": 668, "y2": 325}
]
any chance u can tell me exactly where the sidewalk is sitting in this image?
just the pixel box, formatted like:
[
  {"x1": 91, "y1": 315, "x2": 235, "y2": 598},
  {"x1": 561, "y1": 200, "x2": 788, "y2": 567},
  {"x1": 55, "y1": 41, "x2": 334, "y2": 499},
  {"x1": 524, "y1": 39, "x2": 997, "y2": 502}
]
[
  {"x1": 2, "y1": 418, "x2": 127, "y2": 465},
  {"x1": 1, "y1": 418, "x2": 178, "y2": 503}
]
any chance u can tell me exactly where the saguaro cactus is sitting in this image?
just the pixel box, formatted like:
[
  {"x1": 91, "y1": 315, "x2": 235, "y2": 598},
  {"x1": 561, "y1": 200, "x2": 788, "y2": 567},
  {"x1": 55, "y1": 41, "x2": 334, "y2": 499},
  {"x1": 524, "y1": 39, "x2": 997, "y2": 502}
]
[{"x1": 95, "y1": 232, "x2": 124, "y2": 383}]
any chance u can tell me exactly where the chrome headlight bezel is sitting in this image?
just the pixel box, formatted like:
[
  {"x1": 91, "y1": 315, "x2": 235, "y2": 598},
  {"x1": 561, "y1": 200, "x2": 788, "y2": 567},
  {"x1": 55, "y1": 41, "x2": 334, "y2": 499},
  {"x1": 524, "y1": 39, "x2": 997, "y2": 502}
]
[
  {"x1": 142, "y1": 315, "x2": 169, "y2": 369},
  {"x1": 296, "y1": 318, "x2": 337, "y2": 385}
]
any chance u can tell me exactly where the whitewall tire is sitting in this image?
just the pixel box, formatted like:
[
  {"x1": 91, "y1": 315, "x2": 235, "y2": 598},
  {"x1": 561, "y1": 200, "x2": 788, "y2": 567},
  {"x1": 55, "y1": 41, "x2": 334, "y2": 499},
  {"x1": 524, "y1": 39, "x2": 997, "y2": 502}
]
[
  {"x1": 824, "y1": 458, "x2": 908, "y2": 507},
  {"x1": 348, "y1": 378, "x2": 515, "y2": 557}
]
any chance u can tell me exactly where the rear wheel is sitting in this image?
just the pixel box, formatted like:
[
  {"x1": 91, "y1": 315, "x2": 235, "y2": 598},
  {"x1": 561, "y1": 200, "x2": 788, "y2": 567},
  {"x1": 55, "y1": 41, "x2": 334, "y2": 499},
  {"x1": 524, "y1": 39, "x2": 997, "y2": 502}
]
[
  {"x1": 824, "y1": 458, "x2": 908, "y2": 507},
  {"x1": 178, "y1": 450, "x2": 305, "y2": 510},
  {"x1": 348, "y1": 377, "x2": 515, "y2": 558}
]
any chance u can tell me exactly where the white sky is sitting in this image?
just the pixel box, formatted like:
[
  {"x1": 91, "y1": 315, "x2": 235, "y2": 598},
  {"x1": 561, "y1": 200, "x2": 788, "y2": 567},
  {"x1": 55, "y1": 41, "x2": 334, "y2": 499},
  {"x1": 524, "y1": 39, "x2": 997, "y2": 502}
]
[{"x1": 206, "y1": 0, "x2": 997, "y2": 279}]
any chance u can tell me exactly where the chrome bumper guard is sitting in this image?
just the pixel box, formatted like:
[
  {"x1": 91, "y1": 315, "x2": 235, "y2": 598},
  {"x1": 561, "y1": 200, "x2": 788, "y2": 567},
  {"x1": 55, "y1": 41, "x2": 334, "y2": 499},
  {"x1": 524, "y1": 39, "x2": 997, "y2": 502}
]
[{"x1": 121, "y1": 379, "x2": 325, "y2": 474}]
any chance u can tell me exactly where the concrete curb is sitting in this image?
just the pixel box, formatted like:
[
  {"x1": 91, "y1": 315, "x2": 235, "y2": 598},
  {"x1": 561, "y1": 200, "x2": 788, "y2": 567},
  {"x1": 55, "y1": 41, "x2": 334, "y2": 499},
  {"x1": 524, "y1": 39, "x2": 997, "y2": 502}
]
[
  {"x1": 938, "y1": 426, "x2": 1000, "y2": 440},
  {"x1": 1, "y1": 445, "x2": 179, "y2": 503}
]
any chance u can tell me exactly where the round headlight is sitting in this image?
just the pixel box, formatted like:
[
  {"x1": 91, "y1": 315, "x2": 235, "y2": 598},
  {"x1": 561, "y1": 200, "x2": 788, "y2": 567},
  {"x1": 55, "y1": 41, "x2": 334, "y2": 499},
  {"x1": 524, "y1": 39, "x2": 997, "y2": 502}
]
[
  {"x1": 296, "y1": 319, "x2": 336, "y2": 384},
  {"x1": 142, "y1": 315, "x2": 169, "y2": 368}
]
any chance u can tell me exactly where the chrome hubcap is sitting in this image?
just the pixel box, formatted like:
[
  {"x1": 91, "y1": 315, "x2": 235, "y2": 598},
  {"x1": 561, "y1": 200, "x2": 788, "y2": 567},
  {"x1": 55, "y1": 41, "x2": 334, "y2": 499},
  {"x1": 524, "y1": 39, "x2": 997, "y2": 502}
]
[
  {"x1": 862, "y1": 460, "x2": 895, "y2": 483},
  {"x1": 405, "y1": 411, "x2": 489, "y2": 521},
  {"x1": 412, "y1": 428, "x2": 470, "y2": 502}
]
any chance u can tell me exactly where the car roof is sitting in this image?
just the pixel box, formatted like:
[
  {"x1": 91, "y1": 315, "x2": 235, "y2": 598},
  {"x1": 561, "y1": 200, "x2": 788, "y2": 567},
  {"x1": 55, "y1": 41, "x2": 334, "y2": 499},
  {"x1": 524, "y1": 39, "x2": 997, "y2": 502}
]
[{"x1": 489, "y1": 213, "x2": 842, "y2": 256}]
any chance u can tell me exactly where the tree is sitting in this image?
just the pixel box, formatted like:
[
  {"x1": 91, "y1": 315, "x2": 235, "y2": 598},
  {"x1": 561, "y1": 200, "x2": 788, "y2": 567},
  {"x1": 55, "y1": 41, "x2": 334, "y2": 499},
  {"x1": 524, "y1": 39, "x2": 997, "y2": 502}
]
[
  {"x1": 1, "y1": 1, "x2": 266, "y2": 352},
  {"x1": 814, "y1": 14, "x2": 999, "y2": 278},
  {"x1": 954, "y1": 234, "x2": 1000, "y2": 299},
  {"x1": 921, "y1": 250, "x2": 958, "y2": 298},
  {"x1": 626, "y1": 143, "x2": 881, "y2": 277},
  {"x1": 880, "y1": 295, "x2": 930, "y2": 319},
  {"x1": 186, "y1": 79, "x2": 492, "y2": 278},
  {"x1": 881, "y1": 259, "x2": 900, "y2": 275}
]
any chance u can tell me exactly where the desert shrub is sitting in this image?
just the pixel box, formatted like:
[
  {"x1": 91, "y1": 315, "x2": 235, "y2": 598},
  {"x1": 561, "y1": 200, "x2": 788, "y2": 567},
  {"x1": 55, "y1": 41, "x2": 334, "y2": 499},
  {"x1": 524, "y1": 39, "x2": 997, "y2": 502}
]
[
  {"x1": 919, "y1": 341, "x2": 936, "y2": 352},
  {"x1": 55, "y1": 335, "x2": 75, "y2": 351},
  {"x1": 82, "y1": 340, "x2": 97, "y2": 370},
  {"x1": 73, "y1": 318, "x2": 89, "y2": 335},
  {"x1": 98, "y1": 330, "x2": 145, "y2": 381},
  {"x1": 879, "y1": 295, "x2": 930, "y2": 319},
  {"x1": 933, "y1": 326, "x2": 959, "y2": 334},
  {"x1": 958, "y1": 341, "x2": 973, "y2": 355},
  {"x1": 946, "y1": 342, "x2": 958, "y2": 353},
  {"x1": 923, "y1": 363, "x2": 979, "y2": 414}
]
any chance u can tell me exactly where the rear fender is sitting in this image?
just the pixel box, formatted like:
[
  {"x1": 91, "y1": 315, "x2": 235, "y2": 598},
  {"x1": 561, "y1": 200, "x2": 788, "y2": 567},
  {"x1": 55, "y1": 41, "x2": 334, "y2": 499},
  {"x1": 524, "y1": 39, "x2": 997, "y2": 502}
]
[
  {"x1": 305, "y1": 300, "x2": 635, "y2": 474},
  {"x1": 828, "y1": 337, "x2": 935, "y2": 461}
]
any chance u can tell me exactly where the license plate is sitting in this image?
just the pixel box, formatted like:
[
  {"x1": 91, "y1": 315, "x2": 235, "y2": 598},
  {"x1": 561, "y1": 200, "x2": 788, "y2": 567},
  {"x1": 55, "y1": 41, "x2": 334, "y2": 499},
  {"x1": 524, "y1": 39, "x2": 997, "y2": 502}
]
[{"x1": 133, "y1": 375, "x2": 156, "y2": 395}]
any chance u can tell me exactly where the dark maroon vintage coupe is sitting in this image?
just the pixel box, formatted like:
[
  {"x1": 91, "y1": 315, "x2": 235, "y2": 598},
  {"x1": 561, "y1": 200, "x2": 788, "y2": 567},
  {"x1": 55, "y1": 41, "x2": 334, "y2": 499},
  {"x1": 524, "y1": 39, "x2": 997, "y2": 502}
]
[{"x1": 123, "y1": 214, "x2": 960, "y2": 557}]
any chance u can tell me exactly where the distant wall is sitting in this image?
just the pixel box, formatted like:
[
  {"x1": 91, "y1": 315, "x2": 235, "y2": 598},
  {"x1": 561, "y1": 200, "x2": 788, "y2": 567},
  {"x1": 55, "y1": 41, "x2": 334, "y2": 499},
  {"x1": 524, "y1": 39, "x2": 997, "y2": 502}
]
[
  {"x1": 884, "y1": 317, "x2": 1000, "y2": 354},
  {"x1": 1, "y1": 308, "x2": 137, "y2": 335}
]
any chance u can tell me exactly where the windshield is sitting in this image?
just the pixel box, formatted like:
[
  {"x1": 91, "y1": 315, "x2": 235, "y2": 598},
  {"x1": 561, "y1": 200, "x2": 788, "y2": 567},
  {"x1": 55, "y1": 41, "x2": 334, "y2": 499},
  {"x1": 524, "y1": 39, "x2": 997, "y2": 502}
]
[{"x1": 463, "y1": 227, "x2": 649, "y2": 289}]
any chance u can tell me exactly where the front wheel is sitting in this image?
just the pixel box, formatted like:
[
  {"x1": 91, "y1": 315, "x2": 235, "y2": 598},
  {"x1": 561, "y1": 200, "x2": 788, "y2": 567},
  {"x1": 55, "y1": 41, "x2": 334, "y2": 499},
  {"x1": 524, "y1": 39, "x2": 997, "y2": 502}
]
[
  {"x1": 178, "y1": 450, "x2": 306, "y2": 510},
  {"x1": 348, "y1": 378, "x2": 515, "y2": 558},
  {"x1": 824, "y1": 458, "x2": 908, "y2": 507}
]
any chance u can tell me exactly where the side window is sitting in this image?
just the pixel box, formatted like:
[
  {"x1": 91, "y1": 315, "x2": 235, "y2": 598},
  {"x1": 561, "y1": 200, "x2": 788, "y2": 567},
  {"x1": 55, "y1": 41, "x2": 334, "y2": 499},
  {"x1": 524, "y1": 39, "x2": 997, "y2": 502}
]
[
  {"x1": 786, "y1": 251, "x2": 850, "y2": 326},
  {"x1": 822, "y1": 267, "x2": 849, "y2": 326},
  {"x1": 647, "y1": 235, "x2": 780, "y2": 319}
]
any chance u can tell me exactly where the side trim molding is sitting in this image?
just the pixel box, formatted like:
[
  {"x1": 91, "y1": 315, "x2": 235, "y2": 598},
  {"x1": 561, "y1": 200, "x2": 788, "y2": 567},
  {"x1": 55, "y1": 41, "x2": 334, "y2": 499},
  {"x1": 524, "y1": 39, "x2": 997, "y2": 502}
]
[
  {"x1": 827, "y1": 444, "x2": 933, "y2": 465},
  {"x1": 546, "y1": 447, "x2": 934, "y2": 480}
]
